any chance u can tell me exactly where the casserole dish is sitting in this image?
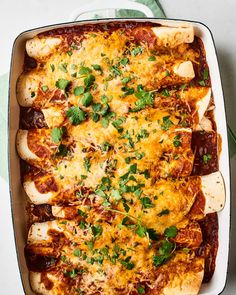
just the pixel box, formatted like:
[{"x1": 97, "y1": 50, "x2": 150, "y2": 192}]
[{"x1": 8, "y1": 17, "x2": 230, "y2": 295}]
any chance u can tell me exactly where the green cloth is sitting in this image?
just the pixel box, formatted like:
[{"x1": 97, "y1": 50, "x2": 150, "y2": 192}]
[
  {"x1": 1, "y1": 0, "x2": 235, "y2": 180},
  {"x1": 116, "y1": 0, "x2": 165, "y2": 18}
]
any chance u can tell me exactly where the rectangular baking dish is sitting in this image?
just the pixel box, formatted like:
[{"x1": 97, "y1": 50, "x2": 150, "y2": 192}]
[{"x1": 8, "y1": 18, "x2": 230, "y2": 295}]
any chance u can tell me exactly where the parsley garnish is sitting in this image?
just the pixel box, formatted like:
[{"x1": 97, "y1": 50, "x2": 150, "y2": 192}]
[
  {"x1": 173, "y1": 134, "x2": 181, "y2": 147},
  {"x1": 55, "y1": 78, "x2": 70, "y2": 92},
  {"x1": 140, "y1": 197, "x2": 154, "y2": 209},
  {"x1": 74, "y1": 86, "x2": 85, "y2": 96},
  {"x1": 66, "y1": 106, "x2": 87, "y2": 125},
  {"x1": 83, "y1": 157, "x2": 91, "y2": 172},
  {"x1": 51, "y1": 127, "x2": 63, "y2": 143},
  {"x1": 79, "y1": 67, "x2": 92, "y2": 75},
  {"x1": 203, "y1": 153, "x2": 212, "y2": 164},
  {"x1": 59, "y1": 62, "x2": 68, "y2": 73},
  {"x1": 120, "y1": 57, "x2": 129, "y2": 66},
  {"x1": 41, "y1": 85, "x2": 48, "y2": 92},
  {"x1": 148, "y1": 56, "x2": 156, "y2": 61},
  {"x1": 164, "y1": 226, "x2": 178, "y2": 238},
  {"x1": 160, "y1": 116, "x2": 173, "y2": 130},
  {"x1": 131, "y1": 46, "x2": 143, "y2": 56},
  {"x1": 81, "y1": 92, "x2": 93, "y2": 107},
  {"x1": 158, "y1": 209, "x2": 170, "y2": 216},
  {"x1": 132, "y1": 85, "x2": 154, "y2": 111}
]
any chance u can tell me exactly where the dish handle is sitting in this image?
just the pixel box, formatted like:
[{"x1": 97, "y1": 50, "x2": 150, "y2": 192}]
[{"x1": 68, "y1": 0, "x2": 154, "y2": 21}]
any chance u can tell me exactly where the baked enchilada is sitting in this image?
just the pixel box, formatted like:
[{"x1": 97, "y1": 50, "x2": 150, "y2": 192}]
[{"x1": 16, "y1": 21, "x2": 225, "y2": 295}]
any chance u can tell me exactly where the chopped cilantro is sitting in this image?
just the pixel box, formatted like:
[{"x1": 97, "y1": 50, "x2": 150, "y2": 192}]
[
  {"x1": 66, "y1": 106, "x2": 87, "y2": 125},
  {"x1": 132, "y1": 85, "x2": 154, "y2": 111},
  {"x1": 110, "y1": 65, "x2": 122, "y2": 77},
  {"x1": 81, "y1": 92, "x2": 93, "y2": 107},
  {"x1": 41, "y1": 85, "x2": 48, "y2": 92},
  {"x1": 131, "y1": 46, "x2": 143, "y2": 56},
  {"x1": 86, "y1": 241, "x2": 94, "y2": 251},
  {"x1": 173, "y1": 134, "x2": 181, "y2": 147},
  {"x1": 112, "y1": 117, "x2": 125, "y2": 133},
  {"x1": 203, "y1": 68, "x2": 209, "y2": 80},
  {"x1": 140, "y1": 197, "x2": 154, "y2": 209},
  {"x1": 121, "y1": 86, "x2": 134, "y2": 97},
  {"x1": 31, "y1": 91, "x2": 35, "y2": 98},
  {"x1": 50, "y1": 64, "x2": 55, "y2": 72},
  {"x1": 91, "y1": 225, "x2": 103, "y2": 238},
  {"x1": 121, "y1": 76, "x2": 131, "y2": 84},
  {"x1": 55, "y1": 78, "x2": 70, "y2": 91},
  {"x1": 137, "y1": 286, "x2": 145, "y2": 294},
  {"x1": 147, "y1": 228, "x2": 159, "y2": 241},
  {"x1": 158, "y1": 209, "x2": 170, "y2": 217},
  {"x1": 125, "y1": 157, "x2": 131, "y2": 164},
  {"x1": 111, "y1": 189, "x2": 122, "y2": 201},
  {"x1": 59, "y1": 62, "x2": 68, "y2": 73},
  {"x1": 101, "y1": 141, "x2": 111, "y2": 152},
  {"x1": 92, "y1": 103, "x2": 102, "y2": 112},
  {"x1": 198, "y1": 80, "x2": 206, "y2": 86},
  {"x1": 135, "y1": 224, "x2": 147, "y2": 237},
  {"x1": 67, "y1": 50, "x2": 73, "y2": 56},
  {"x1": 203, "y1": 153, "x2": 212, "y2": 164},
  {"x1": 57, "y1": 144, "x2": 68, "y2": 157},
  {"x1": 92, "y1": 113, "x2": 100, "y2": 122},
  {"x1": 162, "y1": 89, "x2": 170, "y2": 97},
  {"x1": 74, "y1": 86, "x2": 85, "y2": 96},
  {"x1": 120, "y1": 256, "x2": 134, "y2": 270},
  {"x1": 148, "y1": 56, "x2": 156, "y2": 61},
  {"x1": 120, "y1": 57, "x2": 129, "y2": 66},
  {"x1": 51, "y1": 127, "x2": 63, "y2": 143},
  {"x1": 73, "y1": 249, "x2": 81, "y2": 257},
  {"x1": 129, "y1": 163, "x2": 137, "y2": 174},
  {"x1": 164, "y1": 226, "x2": 178, "y2": 238},
  {"x1": 160, "y1": 116, "x2": 173, "y2": 131},
  {"x1": 84, "y1": 74, "x2": 95, "y2": 88},
  {"x1": 79, "y1": 66, "x2": 92, "y2": 75},
  {"x1": 92, "y1": 64, "x2": 103, "y2": 74},
  {"x1": 83, "y1": 157, "x2": 91, "y2": 172}
]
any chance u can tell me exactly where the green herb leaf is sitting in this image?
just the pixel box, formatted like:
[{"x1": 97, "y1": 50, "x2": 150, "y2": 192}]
[
  {"x1": 51, "y1": 127, "x2": 63, "y2": 143},
  {"x1": 160, "y1": 116, "x2": 173, "y2": 131},
  {"x1": 137, "y1": 286, "x2": 145, "y2": 294},
  {"x1": 83, "y1": 157, "x2": 91, "y2": 172},
  {"x1": 41, "y1": 85, "x2": 48, "y2": 92},
  {"x1": 112, "y1": 117, "x2": 125, "y2": 133},
  {"x1": 198, "y1": 80, "x2": 206, "y2": 86},
  {"x1": 111, "y1": 189, "x2": 122, "y2": 201},
  {"x1": 73, "y1": 249, "x2": 81, "y2": 257},
  {"x1": 129, "y1": 163, "x2": 137, "y2": 174},
  {"x1": 59, "y1": 63, "x2": 68, "y2": 73},
  {"x1": 66, "y1": 106, "x2": 87, "y2": 125},
  {"x1": 203, "y1": 68, "x2": 209, "y2": 80},
  {"x1": 81, "y1": 92, "x2": 93, "y2": 107},
  {"x1": 56, "y1": 78, "x2": 71, "y2": 91},
  {"x1": 84, "y1": 74, "x2": 95, "y2": 88},
  {"x1": 148, "y1": 56, "x2": 156, "y2": 61},
  {"x1": 135, "y1": 224, "x2": 147, "y2": 237},
  {"x1": 92, "y1": 64, "x2": 103, "y2": 74},
  {"x1": 91, "y1": 225, "x2": 103, "y2": 238},
  {"x1": 50, "y1": 64, "x2": 55, "y2": 72},
  {"x1": 140, "y1": 197, "x2": 154, "y2": 209},
  {"x1": 158, "y1": 209, "x2": 170, "y2": 217},
  {"x1": 164, "y1": 226, "x2": 178, "y2": 238},
  {"x1": 120, "y1": 57, "x2": 129, "y2": 66},
  {"x1": 74, "y1": 86, "x2": 85, "y2": 96},
  {"x1": 110, "y1": 65, "x2": 122, "y2": 77},
  {"x1": 57, "y1": 144, "x2": 68, "y2": 157},
  {"x1": 79, "y1": 67, "x2": 92, "y2": 75},
  {"x1": 147, "y1": 228, "x2": 159, "y2": 241},
  {"x1": 162, "y1": 89, "x2": 170, "y2": 97},
  {"x1": 173, "y1": 134, "x2": 181, "y2": 147},
  {"x1": 203, "y1": 153, "x2": 212, "y2": 164},
  {"x1": 131, "y1": 47, "x2": 143, "y2": 56},
  {"x1": 121, "y1": 76, "x2": 131, "y2": 84},
  {"x1": 92, "y1": 112, "x2": 100, "y2": 122},
  {"x1": 153, "y1": 255, "x2": 167, "y2": 266}
]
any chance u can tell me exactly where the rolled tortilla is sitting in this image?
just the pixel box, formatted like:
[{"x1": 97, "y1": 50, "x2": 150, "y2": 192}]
[
  {"x1": 26, "y1": 37, "x2": 61, "y2": 61},
  {"x1": 16, "y1": 130, "x2": 39, "y2": 161},
  {"x1": 152, "y1": 26, "x2": 194, "y2": 48},
  {"x1": 23, "y1": 181, "x2": 55, "y2": 205},
  {"x1": 201, "y1": 171, "x2": 225, "y2": 214}
]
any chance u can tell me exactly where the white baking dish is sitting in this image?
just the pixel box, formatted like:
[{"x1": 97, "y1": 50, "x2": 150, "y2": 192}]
[{"x1": 8, "y1": 18, "x2": 230, "y2": 295}]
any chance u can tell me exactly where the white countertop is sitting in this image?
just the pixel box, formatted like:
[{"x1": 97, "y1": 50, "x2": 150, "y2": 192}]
[{"x1": 0, "y1": 0, "x2": 235, "y2": 294}]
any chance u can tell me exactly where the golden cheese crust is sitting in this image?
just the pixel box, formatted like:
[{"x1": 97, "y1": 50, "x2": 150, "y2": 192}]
[{"x1": 16, "y1": 21, "x2": 224, "y2": 295}]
